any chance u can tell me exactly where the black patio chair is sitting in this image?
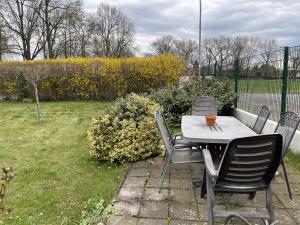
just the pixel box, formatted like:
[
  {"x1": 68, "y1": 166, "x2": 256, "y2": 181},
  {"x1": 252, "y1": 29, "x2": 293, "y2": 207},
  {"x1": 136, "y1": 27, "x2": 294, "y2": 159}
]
[
  {"x1": 192, "y1": 96, "x2": 217, "y2": 116},
  {"x1": 201, "y1": 134, "x2": 283, "y2": 225},
  {"x1": 252, "y1": 105, "x2": 271, "y2": 134},
  {"x1": 274, "y1": 111, "x2": 300, "y2": 199},
  {"x1": 154, "y1": 110, "x2": 203, "y2": 192}
]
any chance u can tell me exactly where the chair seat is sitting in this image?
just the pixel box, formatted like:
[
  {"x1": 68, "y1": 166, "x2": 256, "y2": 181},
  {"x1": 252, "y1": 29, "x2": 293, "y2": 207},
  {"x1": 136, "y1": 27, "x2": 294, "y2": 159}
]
[{"x1": 171, "y1": 151, "x2": 203, "y2": 163}]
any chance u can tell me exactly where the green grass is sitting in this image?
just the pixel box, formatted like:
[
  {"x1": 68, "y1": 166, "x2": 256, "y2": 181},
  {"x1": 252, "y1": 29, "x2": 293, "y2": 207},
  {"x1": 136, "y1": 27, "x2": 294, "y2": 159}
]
[
  {"x1": 285, "y1": 152, "x2": 300, "y2": 172},
  {"x1": 237, "y1": 79, "x2": 300, "y2": 93},
  {"x1": 0, "y1": 101, "x2": 127, "y2": 225}
]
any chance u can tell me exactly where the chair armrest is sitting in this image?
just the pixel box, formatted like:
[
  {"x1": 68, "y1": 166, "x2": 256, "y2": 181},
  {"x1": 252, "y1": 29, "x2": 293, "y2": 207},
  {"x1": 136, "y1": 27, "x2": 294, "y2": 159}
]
[{"x1": 203, "y1": 149, "x2": 217, "y2": 179}]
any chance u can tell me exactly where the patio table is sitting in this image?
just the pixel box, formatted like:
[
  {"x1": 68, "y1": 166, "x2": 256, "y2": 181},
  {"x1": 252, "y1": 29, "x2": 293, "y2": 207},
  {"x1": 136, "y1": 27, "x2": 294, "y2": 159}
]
[
  {"x1": 181, "y1": 116, "x2": 258, "y2": 188},
  {"x1": 181, "y1": 115, "x2": 257, "y2": 144}
]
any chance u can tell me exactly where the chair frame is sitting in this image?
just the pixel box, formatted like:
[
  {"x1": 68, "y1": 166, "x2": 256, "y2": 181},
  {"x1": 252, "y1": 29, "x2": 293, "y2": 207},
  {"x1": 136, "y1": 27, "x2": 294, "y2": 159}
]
[
  {"x1": 202, "y1": 134, "x2": 283, "y2": 225},
  {"x1": 274, "y1": 111, "x2": 300, "y2": 199},
  {"x1": 252, "y1": 105, "x2": 271, "y2": 134},
  {"x1": 154, "y1": 110, "x2": 202, "y2": 192},
  {"x1": 192, "y1": 96, "x2": 217, "y2": 116}
]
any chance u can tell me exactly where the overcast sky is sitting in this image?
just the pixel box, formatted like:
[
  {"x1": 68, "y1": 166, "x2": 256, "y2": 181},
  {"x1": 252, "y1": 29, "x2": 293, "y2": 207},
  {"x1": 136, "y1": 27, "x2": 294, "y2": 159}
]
[{"x1": 83, "y1": 0, "x2": 300, "y2": 55}]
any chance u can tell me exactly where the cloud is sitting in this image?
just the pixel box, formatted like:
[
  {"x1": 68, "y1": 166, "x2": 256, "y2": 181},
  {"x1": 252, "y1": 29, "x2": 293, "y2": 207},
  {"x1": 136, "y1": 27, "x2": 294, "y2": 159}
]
[{"x1": 83, "y1": 0, "x2": 300, "y2": 55}]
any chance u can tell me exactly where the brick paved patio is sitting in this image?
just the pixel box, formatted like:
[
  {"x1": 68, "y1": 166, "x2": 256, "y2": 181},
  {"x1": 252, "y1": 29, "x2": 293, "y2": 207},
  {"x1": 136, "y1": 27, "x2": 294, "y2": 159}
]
[{"x1": 107, "y1": 156, "x2": 300, "y2": 225}]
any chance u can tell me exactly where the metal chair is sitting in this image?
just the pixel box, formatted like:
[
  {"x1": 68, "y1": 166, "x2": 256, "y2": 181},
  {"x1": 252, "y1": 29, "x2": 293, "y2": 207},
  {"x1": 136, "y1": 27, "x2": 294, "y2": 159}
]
[
  {"x1": 252, "y1": 105, "x2": 271, "y2": 134},
  {"x1": 159, "y1": 108, "x2": 197, "y2": 150},
  {"x1": 202, "y1": 134, "x2": 283, "y2": 225},
  {"x1": 154, "y1": 110, "x2": 202, "y2": 192},
  {"x1": 192, "y1": 96, "x2": 217, "y2": 116},
  {"x1": 274, "y1": 111, "x2": 300, "y2": 199}
]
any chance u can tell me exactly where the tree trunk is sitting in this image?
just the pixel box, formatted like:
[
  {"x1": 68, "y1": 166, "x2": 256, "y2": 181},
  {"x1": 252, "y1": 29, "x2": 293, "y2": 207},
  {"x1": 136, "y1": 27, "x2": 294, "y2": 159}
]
[{"x1": 33, "y1": 82, "x2": 42, "y2": 123}]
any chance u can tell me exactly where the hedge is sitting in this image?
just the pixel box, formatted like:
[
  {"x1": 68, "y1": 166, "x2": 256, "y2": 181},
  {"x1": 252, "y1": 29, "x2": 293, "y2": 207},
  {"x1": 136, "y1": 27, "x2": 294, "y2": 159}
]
[{"x1": 0, "y1": 55, "x2": 186, "y2": 100}]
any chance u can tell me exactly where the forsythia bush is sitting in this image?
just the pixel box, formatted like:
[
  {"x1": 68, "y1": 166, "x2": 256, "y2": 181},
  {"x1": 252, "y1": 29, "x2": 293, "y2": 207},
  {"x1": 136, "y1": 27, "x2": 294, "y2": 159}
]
[
  {"x1": 88, "y1": 93, "x2": 162, "y2": 164},
  {"x1": 0, "y1": 55, "x2": 186, "y2": 100}
]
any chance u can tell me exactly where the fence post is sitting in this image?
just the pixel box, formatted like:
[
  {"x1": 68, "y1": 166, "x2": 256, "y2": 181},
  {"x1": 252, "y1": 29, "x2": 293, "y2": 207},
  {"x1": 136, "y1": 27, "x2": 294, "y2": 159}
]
[
  {"x1": 234, "y1": 58, "x2": 240, "y2": 108},
  {"x1": 280, "y1": 47, "x2": 289, "y2": 119}
]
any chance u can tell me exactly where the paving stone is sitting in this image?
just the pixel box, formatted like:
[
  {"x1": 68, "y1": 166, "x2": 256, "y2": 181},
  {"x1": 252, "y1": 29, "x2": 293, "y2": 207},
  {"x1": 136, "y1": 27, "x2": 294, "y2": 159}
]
[
  {"x1": 272, "y1": 176, "x2": 286, "y2": 184},
  {"x1": 128, "y1": 168, "x2": 151, "y2": 177},
  {"x1": 107, "y1": 215, "x2": 138, "y2": 225},
  {"x1": 276, "y1": 193, "x2": 300, "y2": 209},
  {"x1": 197, "y1": 204, "x2": 226, "y2": 222},
  {"x1": 169, "y1": 220, "x2": 204, "y2": 225},
  {"x1": 122, "y1": 176, "x2": 147, "y2": 188},
  {"x1": 170, "y1": 178, "x2": 193, "y2": 190},
  {"x1": 171, "y1": 164, "x2": 191, "y2": 170},
  {"x1": 190, "y1": 163, "x2": 205, "y2": 171},
  {"x1": 113, "y1": 201, "x2": 140, "y2": 216},
  {"x1": 169, "y1": 202, "x2": 198, "y2": 220},
  {"x1": 137, "y1": 218, "x2": 168, "y2": 225},
  {"x1": 287, "y1": 172, "x2": 300, "y2": 184},
  {"x1": 191, "y1": 170, "x2": 204, "y2": 179},
  {"x1": 139, "y1": 201, "x2": 169, "y2": 219},
  {"x1": 170, "y1": 170, "x2": 192, "y2": 179},
  {"x1": 150, "y1": 169, "x2": 164, "y2": 178},
  {"x1": 194, "y1": 188, "x2": 224, "y2": 205},
  {"x1": 170, "y1": 188, "x2": 196, "y2": 203},
  {"x1": 146, "y1": 177, "x2": 169, "y2": 188},
  {"x1": 223, "y1": 193, "x2": 254, "y2": 207},
  {"x1": 143, "y1": 188, "x2": 169, "y2": 201},
  {"x1": 117, "y1": 187, "x2": 143, "y2": 201},
  {"x1": 288, "y1": 209, "x2": 300, "y2": 223},
  {"x1": 275, "y1": 209, "x2": 297, "y2": 225},
  {"x1": 131, "y1": 160, "x2": 152, "y2": 169}
]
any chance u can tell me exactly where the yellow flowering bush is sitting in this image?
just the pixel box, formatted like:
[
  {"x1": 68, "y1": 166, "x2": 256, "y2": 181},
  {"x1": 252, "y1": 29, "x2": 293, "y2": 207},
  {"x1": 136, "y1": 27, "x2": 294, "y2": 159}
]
[
  {"x1": 88, "y1": 93, "x2": 162, "y2": 164},
  {"x1": 0, "y1": 55, "x2": 186, "y2": 100}
]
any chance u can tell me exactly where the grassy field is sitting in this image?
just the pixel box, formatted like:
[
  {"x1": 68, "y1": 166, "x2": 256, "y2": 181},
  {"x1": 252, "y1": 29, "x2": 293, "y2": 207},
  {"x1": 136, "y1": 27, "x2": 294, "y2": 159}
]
[
  {"x1": 237, "y1": 79, "x2": 300, "y2": 93},
  {"x1": 0, "y1": 101, "x2": 127, "y2": 225},
  {"x1": 286, "y1": 152, "x2": 300, "y2": 172}
]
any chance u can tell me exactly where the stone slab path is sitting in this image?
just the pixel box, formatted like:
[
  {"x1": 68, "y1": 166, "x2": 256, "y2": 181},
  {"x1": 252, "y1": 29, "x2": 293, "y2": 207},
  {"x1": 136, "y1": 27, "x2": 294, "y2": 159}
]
[{"x1": 107, "y1": 156, "x2": 300, "y2": 225}]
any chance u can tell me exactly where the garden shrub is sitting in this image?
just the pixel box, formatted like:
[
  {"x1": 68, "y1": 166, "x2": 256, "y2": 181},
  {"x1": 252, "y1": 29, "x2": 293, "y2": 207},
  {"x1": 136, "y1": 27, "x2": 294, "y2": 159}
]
[
  {"x1": 0, "y1": 55, "x2": 186, "y2": 100},
  {"x1": 88, "y1": 93, "x2": 162, "y2": 164},
  {"x1": 150, "y1": 78, "x2": 236, "y2": 123}
]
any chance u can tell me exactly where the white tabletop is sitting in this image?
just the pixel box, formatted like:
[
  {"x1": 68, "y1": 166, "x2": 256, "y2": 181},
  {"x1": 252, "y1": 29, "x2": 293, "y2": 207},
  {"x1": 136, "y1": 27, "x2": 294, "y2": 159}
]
[{"x1": 181, "y1": 116, "x2": 257, "y2": 144}]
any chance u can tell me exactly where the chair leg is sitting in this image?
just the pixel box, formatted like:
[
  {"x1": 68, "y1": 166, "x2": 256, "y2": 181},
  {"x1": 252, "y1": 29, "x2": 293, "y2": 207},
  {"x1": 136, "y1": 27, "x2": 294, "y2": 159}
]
[
  {"x1": 206, "y1": 172, "x2": 215, "y2": 225},
  {"x1": 266, "y1": 185, "x2": 274, "y2": 223},
  {"x1": 160, "y1": 153, "x2": 168, "y2": 176},
  {"x1": 201, "y1": 169, "x2": 207, "y2": 198},
  {"x1": 159, "y1": 157, "x2": 170, "y2": 193},
  {"x1": 282, "y1": 161, "x2": 293, "y2": 199},
  {"x1": 249, "y1": 192, "x2": 256, "y2": 200}
]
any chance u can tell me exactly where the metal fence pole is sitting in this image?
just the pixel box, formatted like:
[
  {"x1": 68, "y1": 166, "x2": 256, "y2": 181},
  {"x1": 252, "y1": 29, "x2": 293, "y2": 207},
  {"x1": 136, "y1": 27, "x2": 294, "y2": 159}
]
[
  {"x1": 280, "y1": 47, "x2": 289, "y2": 119},
  {"x1": 234, "y1": 58, "x2": 240, "y2": 108}
]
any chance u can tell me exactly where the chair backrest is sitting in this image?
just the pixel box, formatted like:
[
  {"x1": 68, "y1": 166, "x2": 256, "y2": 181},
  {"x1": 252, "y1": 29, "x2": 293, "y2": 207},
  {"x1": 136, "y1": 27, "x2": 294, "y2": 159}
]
[
  {"x1": 159, "y1": 108, "x2": 173, "y2": 143},
  {"x1": 154, "y1": 110, "x2": 173, "y2": 156},
  {"x1": 274, "y1": 111, "x2": 300, "y2": 157},
  {"x1": 252, "y1": 105, "x2": 271, "y2": 134},
  {"x1": 216, "y1": 134, "x2": 282, "y2": 190},
  {"x1": 192, "y1": 96, "x2": 217, "y2": 116}
]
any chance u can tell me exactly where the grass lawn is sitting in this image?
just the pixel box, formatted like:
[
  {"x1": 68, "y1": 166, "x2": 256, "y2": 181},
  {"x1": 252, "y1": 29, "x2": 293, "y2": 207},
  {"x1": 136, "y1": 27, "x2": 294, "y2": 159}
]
[
  {"x1": 286, "y1": 152, "x2": 300, "y2": 172},
  {"x1": 0, "y1": 101, "x2": 127, "y2": 225},
  {"x1": 237, "y1": 79, "x2": 300, "y2": 93}
]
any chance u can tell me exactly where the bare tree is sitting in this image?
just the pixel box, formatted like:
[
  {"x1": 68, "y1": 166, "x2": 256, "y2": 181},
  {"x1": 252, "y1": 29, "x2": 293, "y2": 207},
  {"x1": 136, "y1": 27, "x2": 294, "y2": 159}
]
[
  {"x1": 0, "y1": 0, "x2": 44, "y2": 60},
  {"x1": 258, "y1": 38, "x2": 278, "y2": 77},
  {"x1": 174, "y1": 39, "x2": 198, "y2": 65},
  {"x1": 151, "y1": 34, "x2": 176, "y2": 55},
  {"x1": 36, "y1": 0, "x2": 81, "y2": 59},
  {"x1": 91, "y1": 3, "x2": 135, "y2": 58},
  {"x1": 55, "y1": 1, "x2": 92, "y2": 58},
  {"x1": 0, "y1": 20, "x2": 9, "y2": 61},
  {"x1": 21, "y1": 63, "x2": 50, "y2": 122}
]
